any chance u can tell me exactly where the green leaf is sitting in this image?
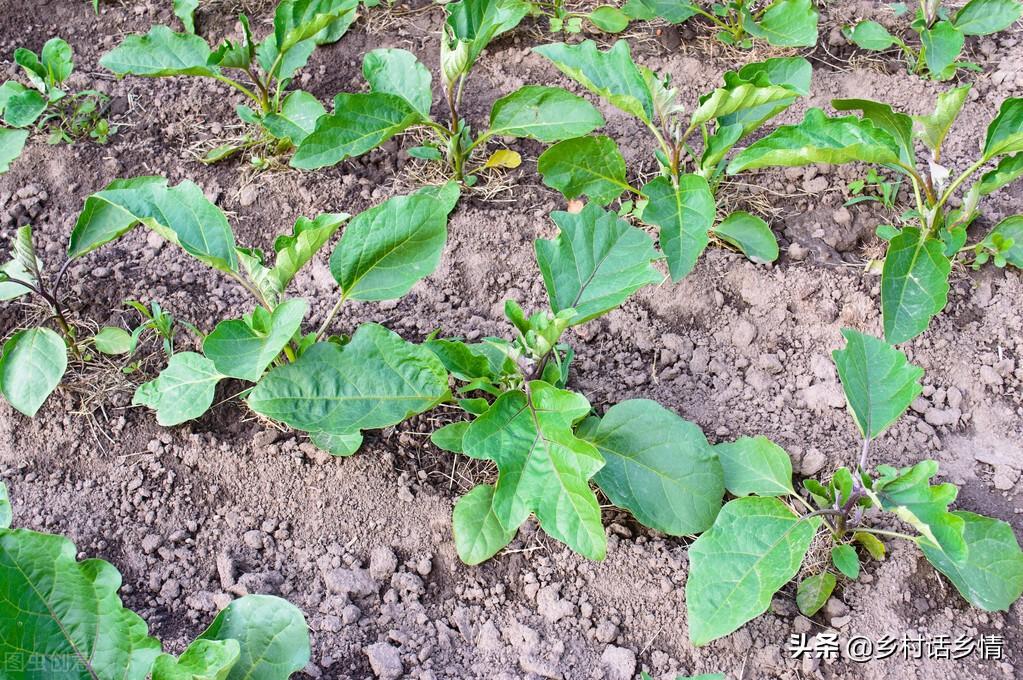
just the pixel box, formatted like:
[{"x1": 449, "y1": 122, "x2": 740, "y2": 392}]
[
  {"x1": 426, "y1": 337, "x2": 514, "y2": 382},
  {"x1": 153, "y1": 639, "x2": 240, "y2": 680},
  {"x1": 41, "y1": 38, "x2": 73, "y2": 86},
  {"x1": 14, "y1": 48, "x2": 47, "y2": 93},
  {"x1": 694, "y1": 62, "x2": 807, "y2": 136},
  {"x1": 622, "y1": 0, "x2": 699, "y2": 23},
  {"x1": 94, "y1": 326, "x2": 134, "y2": 355},
  {"x1": 0, "y1": 528, "x2": 162, "y2": 678},
  {"x1": 309, "y1": 430, "x2": 363, "y2": 456},
  {"x1": 431, "y1": 420, "x2": 469, "y2": 453},
  {"x1": 880, "y1": 227, "x2": 951, "y2": 344},
  {"x1": 0, "y1": 328, "x2": 67, "y2": 417},
  {"x1": 832, "y1": 328, "x2": 923, "y2": 439},
  {"x1": 100, "y1": 25, "x2": 218, "y2": 77},
  {"x1": 209, "y1": 14, "x2": 255, "y2": 69},
  {"x1": 686, "y1": 496, "x2": 820, "y2": 646},
  {"x1": 875, "y1": 460, "x2": 966, "y2": 560},
  {"x1": 713, "y1": 211, "x2": 778, "y2": 264},
  {"x1": 363, "y1": 48, "x2": 433, "y2": 119},
  {"x1": 983, "y1": 98, "x2": 1023, "y2": 160},
  {"x1": 728, "y1": 109, "x2": 902, "y2": 174},
  {"x1": 488, "y1": 86, "x2": 604, "y2": 142},
  {"x1": 918, "y1": 511, "x2": 1023, "y2": 611},
  {"x1": 0, "y1": 482, "x2": 9, "y2": 529},
  {"x1": 452, "y1": 484, "x2": 517, "y2": 564},
  {"x1": 260, "y1": 90, "x2": 326, "y2": 145},
  {"x1": 173, "y1": 0, "x2": 200, "y2": 32},
  {"x1": 589, "y1": 6, "x2": 630, "y2": 32},
  {"x1": 203, "y1": 299, "x2": 308, "y2": 382},
  {"x1": 273, "y1": 0, "x2": 360, "y2": 53},
  {"x1": 832, "y1": 98, "x2": 915, "y2": 168},
  {"x1": 0, "y1": 232, "x2": 37, "y2": 301},
  {"x1": 714, "y1": 435, "x2": 795, "y2": 497},
  {"x1": 796, "y1": 572, "x2": 836, "y2": 616},
  {"x1": 536, "y1": 202, "x2": 661, "y2": 325},
  {"x1": 458, "y1": 381, "x2": 605, "y2": 562},
  {"x1": 291, "y1": 92, "x2": 423, "y2": 170},
  {"x1": 0, "y1": 128, "x2": 29, "y2": 174},
  {"x1": 953, "y1": 0, "x2": 1022, "y2": 35},
  {"x1": 533, "y1": 40, "x2": 654, "y2": 124},
  {"x1": 920, "y1": 21, "x2": 964, "y2": 80},
  {"x1": 843, "y1": 21, "x2": 900, "y2": 50},
  {"x1": 831, "y1": 544, "x2": 860, "y2": 579},
  {"x1": 640, "y1": 175, "x2": 715, "y2": 281},
  {"x1": 581, "y1": 399, "x2": 724, "y2": 535},
  {"x1": 197, "y1": 594, "x2": 310, "y2": 680},
  {"x1": 977, "y1": 153, "x2": 1023, "y2": 195},
  {"x1": 70, "y1": 176, "x2": 238, "y2": 273},
  {"x1": 537, "y1": 135, "x2": 631, "y2": 206},
  {"x1": 0, "y1": 81, "x2": 47, "y2": 128},
  {"x1": 912, "y1": 85, "x2": 970, "y2": 154},
  {"x1": 331, "y1": 183, "x2": 459, "y2": 301},
  {"x1": 445, "y1": 0, "x2": 530, "y2": 64},
  {"x1": 742, "y1": 0, "x2": 818, "y2": 47},
  {"x1": 248, "y1": 324, "x2": 450, "y2": 445},
  {"x1": 854, "y1": 531, "x2": 886, "y2": 560},
  {"x1": 133, "y1": 352, "x2": 223, "y2": 426},
  {"x1": 981, "y1": 215, "x2": 1023, "y2": 268}
]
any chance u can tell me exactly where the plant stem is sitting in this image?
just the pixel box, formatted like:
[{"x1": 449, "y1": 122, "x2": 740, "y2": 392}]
[
  {"x1": 934, "y1": 157, "x2": 988, "y2": 215},
  {"x1": 316, "y1": 291, "x2": 349, "y2": 341},
  {"x1": 855, "y1": 526, "x2": 917, "y2": 541},
  {"x1": 211, "y1": 74, "x2": 263, "y2": 107}
]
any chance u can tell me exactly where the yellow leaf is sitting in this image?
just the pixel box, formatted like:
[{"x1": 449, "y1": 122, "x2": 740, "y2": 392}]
[{"x1": 483, "y1": 149, "x2": 521, "y2": 170}]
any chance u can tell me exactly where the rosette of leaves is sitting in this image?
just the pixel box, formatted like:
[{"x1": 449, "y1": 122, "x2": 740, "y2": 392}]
[
  {"x1": 622, "y1": 0, "x2": 818, "y2": 48},
  {"x1": 1, "y1": 38, "x2": 113, "y2": 174},
  {"x1": 100, "y1": 0, "x2": 361, "y2": 164},
  {"x1": 0, "y1": 481, "x2": 312, "y2": 679},
  {"x1": 68, "y1": 176, "x2": 460, "y2": 456},
  {"x1": 685, "y1": 329, "x2": 1023, "y2": 646},
  {"x1": 291, "y1": 0, "x2": 605, "y2": 185},
  {"x1": 728, "y1": 89, "x2": 1023, "y2": 344},
  {"x1": 535, "y1": 40, "x2": 811, "y2": 279},
  {"x1": 428, "y1": 203, "x2": 727, "y2": 564},
  {"x1": 844, "y1": 0, "x2": 1022, "y2": 80}
]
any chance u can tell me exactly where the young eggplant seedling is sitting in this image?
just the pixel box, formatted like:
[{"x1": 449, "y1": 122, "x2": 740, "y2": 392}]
[
  {"x1": 622, "y1": 0, "x2": 818, "y2": 48},
  {"x1": 728, "y1": 88, "x2": 1023, "y2": 344},
  {"x1": 290, "y1": 0, "x2": 605, "y2": 186},
  {"x1": 685, "y1": 329, "x2": 1023, "y2": 646}
]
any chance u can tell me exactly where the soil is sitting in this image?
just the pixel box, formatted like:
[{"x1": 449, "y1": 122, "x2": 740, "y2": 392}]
[{"x1": 1, "y1": 1, "x2": 1022, "y2": 679}]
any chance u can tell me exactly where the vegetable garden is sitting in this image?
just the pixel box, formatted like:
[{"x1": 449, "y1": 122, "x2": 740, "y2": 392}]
[{"x1": 1, "y1": 0, "x2": 1022, "y2": 678}]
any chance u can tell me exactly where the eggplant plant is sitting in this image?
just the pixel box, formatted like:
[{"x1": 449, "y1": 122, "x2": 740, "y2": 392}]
[
  {"x1": 69, "y1": 176, "x2": 459, "y2": 456},
  {"x1": 535, "y1": 40, "x2": 811, "y2": 279},
  {"x1": 844, "y1": 0, "x2": 1022, "y2": 80},
  {"x1": 291, "y1": 0, "x2": 605, "y2": 184},
  {"x1": 622, "y1": 0, "x2": 818, "y2": 48},
  {"x1": 728, "y1": 89, "x2": 1023, "y2": 344},
  {"x1": 428, "y1": 203, "x2": 727, "y2": 564},
  {"x1": 0, "y1": 482, "x2": 312, "y2": 679},
  {"x1": 526, "y1": 0, "x2": 632, "y2": 34},
  {"x1": 685, "y1": 329, "x2": 1023, "y2": 646},
  {"x1": 1, "y1": 38, "x2": 114, "y2": 174},
  {"x1": 100, "y1": 0, "x2": 360, "y2": 164}
]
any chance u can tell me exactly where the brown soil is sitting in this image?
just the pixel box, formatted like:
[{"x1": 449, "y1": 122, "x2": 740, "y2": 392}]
[{"x1": 1, "y1": 1, "x2": 1022, "y2": 679}]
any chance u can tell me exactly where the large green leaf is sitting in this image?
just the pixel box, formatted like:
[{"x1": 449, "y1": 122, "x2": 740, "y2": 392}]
[
  {"x1": 203, "y1": 299, "x2": 307, "y2": 382},
  {"x1": 912, "y1": 85, "x2": 970, "y2": 154},
  {"x1": 983, "y1": 98, "x2": 1023, "y2": 160},
  {"x1": 330, "y1": 183, "x2": 459, "y2": 301},
  {"x1": 714, "y1": 435, "x2": 794, "y2": 497},
  {"x1": 742, "y1": 0, "x2": 818, "y2": 47},
  {"x1": 0, "y1": 328, "x2": 67, "y2": 417},
  {"x1": 832, "y1": 98, "x2": 915, "y2": 168},
  {"x1": 875, "y1": 460, "x2": 966, "y2": 560},
  {"x1": 0, "y1": 128, "x2": 29, "y2": 174},
  {"x1": 100, "y1": 25, "x2": 218, "y2": 77},
  {"x1": 291, "y1": 92, "x2": 423, "y2": 169},
  {"x1": 259, "y1": 89, "x2": 326, "y2": 145},
  {"x1": 0, "y1": 81, "x2": 47, "y2": 128},
  {"x1": 953, "y1": 0, "x2": 1022, "y2": 35},
  {"x1": 712, "y1": 211, "x2": 778, "y2": 264},
  {"x1": 247, "y1": 324, "x2": 450, "y2": 445},
  {"x1": 691, "y1": 82, "x2": 798, "y2": 130},
  {"x1": 537, "y1": 135, "x2": 632, "y2": 205},
  {"x1": 445, "y1": 0, "x2": 530, "y2": 64},
  {"x1": 452, "y1": 484, "x2": 517, "y2": 565},
  {"x1": 533, "y1": 40, "x2": 654, "y2": 124},
  {"x1": 920, "y1": 21, "x2": 964, "y2": 80},
  {"x1": 362, "y1": 48, "x2": 433, "y2": 119},
  {"x1": 197, "y1": 594, "x2": 310, "y2": 680},
  {"x1": 686, "y1": 496, "x2": 820, "y2": 646},
  {"x1": 153, "y1": 639, "x2": 240, "y2": 680},
  {"x1": 457, "y1": 381, "x2": 605, "y2": 562},
  {"x1": 0, "y1": 528, "x2": 161, "y2": 678},
  {"x1": 832, "y1": 328, "x2": 923, "y2": 440},
  {"x1": 272, "y1": 0, "x2": 358, "y2": 53},
  {"x1": 919, "y1": 511, "x2": 1023, "y2": 611},
  {"x1": 880, "y1": 227, "x2": 951, "y2": 344},
  {"x1": 70, "y1": 176, "x2": 238, "y2": 273},
  {"x1": 535, "y1": 202, "x2": 661, "y2": 325},
  {"x1": 133, "y1": 352, "x2": 224, "y2": 426},
  {"x1": 580, "y1": 399, "x2": 724, "y2": 535},
  {"x1": 640, "y1": 174, "x2": 715, "y2": 282},
  {"x1": 981, "y1": 215, "x2": 1023, "y2": 267},
  {"x1": 488, "y1": 86, "x2": 604, "y2": 142}
]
